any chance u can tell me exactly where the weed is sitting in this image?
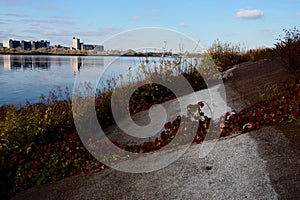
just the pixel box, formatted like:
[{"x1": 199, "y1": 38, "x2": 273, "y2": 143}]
[
  {"x1": 208, "y1": 40, "x2": 248, "y2": 72},
  {"x1": 275, "y1": 27, "x2": 300, "y2": 73}
]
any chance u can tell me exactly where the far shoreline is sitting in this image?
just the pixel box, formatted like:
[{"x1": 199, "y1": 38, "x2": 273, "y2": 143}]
[
  {"x1": 0, "y1": 52, "x2": 163, "y2": 57},
  {"x1": 0, "y1": 49, "x2": 199, "y2": 58}
]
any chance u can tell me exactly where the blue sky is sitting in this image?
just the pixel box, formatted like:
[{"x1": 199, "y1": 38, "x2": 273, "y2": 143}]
[{"x1": 0, "y1": 0, "x2": 299, "y2": 50}]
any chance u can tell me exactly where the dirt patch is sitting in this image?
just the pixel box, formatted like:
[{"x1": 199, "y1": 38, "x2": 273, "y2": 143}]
[
  {"x1": 276, "y1": 120, "x2": 300, "y2": 151},
  {"x1": 227, "y1": 58, "x2": 296, "y2": 107}
]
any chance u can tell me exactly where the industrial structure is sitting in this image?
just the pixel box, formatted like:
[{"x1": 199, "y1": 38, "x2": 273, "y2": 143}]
[
  {"x1": 72, "y1": 37, "x2": 104, "y2": 51},
  {"x1": 1, "y1": 37, "x2": 104, "y2": 52},
  {"x1": 72, "y1": 37, "x2": 81, "y2": 50},
  {"x1": 2, "y1": 39, "x2": 50, "y2": 50}
]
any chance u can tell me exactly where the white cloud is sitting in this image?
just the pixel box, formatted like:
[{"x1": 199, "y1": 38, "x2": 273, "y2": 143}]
[
  {"x1": 36, "y1": 26, "x2": 123, "y2": 37},
  {"x1": 4, "y1": 13, "x2": 29, "y2": 18},
  {"x1": 38, "y1": 29, "x2": 72, "y2": 36},
  {"x1": 0, "y1": 30, "x2": 35, "y2": 40},
  {"x1": 179, "y1": 23, "x2": 188, "y2": 27},
  {"x1": 297, "y1": 11, "x2": 300, "y2": 15},
  {"x1": 21, "y1": 18, "x2": 75, "y2": 26},
  {"x1": 236, "y1": 9, "x2": 264, "y2": 19}
]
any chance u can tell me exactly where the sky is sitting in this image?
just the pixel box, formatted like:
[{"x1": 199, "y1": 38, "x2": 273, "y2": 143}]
[{"x1": 0, "y1": 0, "x2": 299, "y2": 51}]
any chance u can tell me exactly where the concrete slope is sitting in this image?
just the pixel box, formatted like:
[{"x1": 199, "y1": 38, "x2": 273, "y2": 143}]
[
  {"x1": 12, "y1": 59, "x2": 300, "y2": 199},
  {"x1": 12, "y1": 125, "x2": 300, "y2": 200}
]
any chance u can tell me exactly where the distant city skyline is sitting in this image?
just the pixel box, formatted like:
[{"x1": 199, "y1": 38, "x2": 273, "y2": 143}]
[{"x1": 0, "y1": 0, "x2": 299, "y2": 50}]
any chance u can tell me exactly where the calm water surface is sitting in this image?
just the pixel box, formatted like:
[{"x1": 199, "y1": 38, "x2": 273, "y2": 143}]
[{"x1": 0, "y1": 55, "x2": 148, "y2": 106}]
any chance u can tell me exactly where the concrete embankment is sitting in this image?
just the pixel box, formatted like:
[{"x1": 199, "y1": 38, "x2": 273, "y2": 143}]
[{"x1": 13, "y1": 59, "x2": 300, "y2": 199}]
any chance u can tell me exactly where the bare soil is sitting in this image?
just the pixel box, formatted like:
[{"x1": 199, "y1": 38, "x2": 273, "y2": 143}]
[{"x1": 226, "y1": 58, "x2": 296, "y2": 107}]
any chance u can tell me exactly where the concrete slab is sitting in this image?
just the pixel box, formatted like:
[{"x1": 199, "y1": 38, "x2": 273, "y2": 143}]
[{"x1": 12, "y1": 126, "x2": 300, "y2": 200}]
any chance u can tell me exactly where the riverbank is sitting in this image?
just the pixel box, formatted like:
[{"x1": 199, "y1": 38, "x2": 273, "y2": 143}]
[
  {"x1": 0, "y1": 48, "x2": 184, "y2": 57},
  {"x1": 12, "y1": 122, "x2": 300, "y2": 200},
  {"x1": 10, "y1": 58, "x2": 300, "y2": 199}
]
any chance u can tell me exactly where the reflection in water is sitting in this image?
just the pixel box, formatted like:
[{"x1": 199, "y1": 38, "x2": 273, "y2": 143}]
[
  {"x1": 71, "y1": 56, "x2": 83, "y2": 73},
  {"x1": 3, "y1": 55, "x2": 51, "y2": 71},
  {"x1": 48, "y1": 56, "x2": 69, "y2": 66},
  {"x1": 71, "y1": 56, "x2": 104, "y2": 74},
  {"x1": 0, "y1": 55, "x2": 132, "y2": 106}
]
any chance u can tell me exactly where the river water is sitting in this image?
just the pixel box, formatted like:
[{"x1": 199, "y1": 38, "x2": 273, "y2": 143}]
[{"x1": 0, "y1": 55, "x2": 150, "y2": 106}]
